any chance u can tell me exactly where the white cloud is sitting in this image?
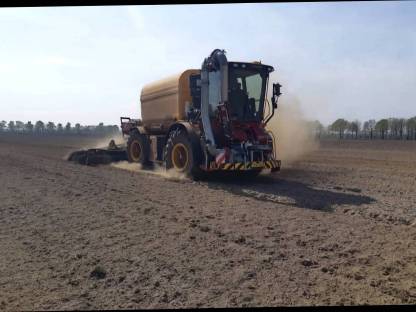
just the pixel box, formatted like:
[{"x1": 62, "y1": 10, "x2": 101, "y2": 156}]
[
  {"x1": 34, "y1": 56, "x2": 81, "y2": 66},
  {"x1": 125, "y1": 5, "x2": 145, "y2": 32}
]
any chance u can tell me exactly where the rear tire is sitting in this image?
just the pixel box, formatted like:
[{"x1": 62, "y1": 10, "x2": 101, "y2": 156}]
[
  {"x1": 127, "y1": 131, "x2": 150, "y2": 166},
  {"x1": 165, "y1": 128, "x2": 204, "y2": 179}
]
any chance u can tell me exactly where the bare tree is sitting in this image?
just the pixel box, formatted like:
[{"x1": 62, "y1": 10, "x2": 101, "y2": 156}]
[
  {"x1": 65, "y1": 122, "x2": 71, "y2": 134},
  {"x1": 57, "y1": 123, "x2": 63, "y2": 133},
  {"x1": 398, "y1": 118, "x2": 406, "y2": 140},
  {"x1": 96, "y1": 122, "x2": 105, "y2": 135},
  {"x1": 0, "y1": 120, "x2": 7, "y2": 132},
  {"x1": 344, "y1": 121, "x2": 351, "y2": 138},
  {"x1": 46, "y1": 122, "x2": 56, "y2": 133},
  {"x1": 15, "y1": 121, "x2": 25, "y2": 133},
  {"x1": 34, "y1": 121, "x2": 45, "y2": 133},
  {"x1": 363, "y1": 121, "x2": 370, "y2": 139},
  {"x1": 376, "y1": 119, "x2": 389, "y2": 139},
  {"x1": 330, "y1": 118, "x2": 349, "y2": 139},
  {"x1": 25, "y1": 121, "x2": 34, "y2": 133},
  {"x1": 75, "y1": 123, "x2": 81, "y2": 135},
  {"x1": 388, "y1": 118, "x2": 394, "y2": 139},
  {"x1": 406, "y1": 117, "x2": 416, "y2": 140},
  {"x1": 349, "y1": 120, "x2": 360, "y2": 139},
  {"x1": 8, "y1": 121, "x2": 15, "y2": 132},
  {"x1": 368, "y1": 119, "x2": 376, "y2": 139},
  {"x1": 388, "y1": 118, "x2": 405, "y2": 139}
]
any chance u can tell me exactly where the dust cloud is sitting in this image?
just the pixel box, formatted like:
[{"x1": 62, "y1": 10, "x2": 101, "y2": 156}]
[
  {"x1": 111, "y1": 161, "x2": 187, "y2": 181},
  {"x1": 89, "y1": 133, "x2": 126, "y2": 149},
  {"x1": 266, "y1": 94, "x2": 319, "y2": 164},
  {"x1": 63, "y1": 133, "x2": 127, "y2": 161}
]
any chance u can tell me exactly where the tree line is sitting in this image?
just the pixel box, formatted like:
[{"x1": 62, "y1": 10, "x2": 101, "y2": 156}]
[
  {"x1": 0, "y1": 120, "x2": 120, "y2": 136},
  {"x1": 2, "y1": 117, "x2": 416, "y2": 140},
  {"x1": 311, "y1": 117, "x2": 416, "y2": 140}
]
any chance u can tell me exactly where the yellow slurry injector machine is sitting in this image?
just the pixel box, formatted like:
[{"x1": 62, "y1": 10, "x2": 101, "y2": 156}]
[{"x1": 68, "y1": 49, "x2": 282, "y2": 179}]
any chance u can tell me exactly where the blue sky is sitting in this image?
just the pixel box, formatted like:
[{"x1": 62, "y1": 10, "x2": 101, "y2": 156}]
[{"x1": 0, "y1": 2, "x2": 415, "y2": 126}]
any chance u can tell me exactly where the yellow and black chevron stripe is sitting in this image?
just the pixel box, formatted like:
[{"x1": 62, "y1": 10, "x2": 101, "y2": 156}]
[
  {"x1": 264, "y1": 159, "x2": 280, "y2": 169},
  {"x1": 211, "y1": 159, "x2": 281, "y2": 171},
  {"x1": 219, "y1": 162, "x2": 246, "y2": 170},
  {"x1": 221, "y1": 163, "x2": 235, "y2": 170},
  {"x1": 218, "y1": 161, "x2": 279, "y2": 171}
]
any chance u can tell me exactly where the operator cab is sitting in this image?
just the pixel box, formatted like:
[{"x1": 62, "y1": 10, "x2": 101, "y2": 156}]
[
  {"x1": 188, "y1": 61, "x2": 274, "y2": 124},
  {"x1": 188, "y1": 61, "x2": 276, "y2": 148},
  {"x1": 228, "y1": 62, "x2": 274, "y2": 123}
]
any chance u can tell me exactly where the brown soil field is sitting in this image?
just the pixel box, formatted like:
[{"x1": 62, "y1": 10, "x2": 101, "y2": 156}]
[{"x1": 1, "y1": 134, "x2": 416, "y2": 309}]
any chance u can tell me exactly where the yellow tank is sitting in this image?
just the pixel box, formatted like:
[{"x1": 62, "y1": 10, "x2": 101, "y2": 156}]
[{"x1": 140, "y1": 69, "x2": 200, "y2": 131}]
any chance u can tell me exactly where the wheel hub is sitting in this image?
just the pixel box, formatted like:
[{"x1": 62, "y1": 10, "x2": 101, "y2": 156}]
[
  {"x1": 130, "y1": 141, "x2": 142, "y2": 161},
  {"x1": 172, "y1": 143, "x2": 189, "y2": 170}
]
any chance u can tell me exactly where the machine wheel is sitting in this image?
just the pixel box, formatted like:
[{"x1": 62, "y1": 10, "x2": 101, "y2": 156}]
[
  {"x1": 165, "y1": 128, "x2": 204, "y2": 179},
  {"x1": 127, "y1": 131, "x2": 150, "y2": 165}
]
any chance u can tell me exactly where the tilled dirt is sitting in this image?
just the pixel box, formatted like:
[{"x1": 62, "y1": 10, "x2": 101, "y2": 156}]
[{"x1": 1, "y1": 135, "x2": 416, "y2": 309}]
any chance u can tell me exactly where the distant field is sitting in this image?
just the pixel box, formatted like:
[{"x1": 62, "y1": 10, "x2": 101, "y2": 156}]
[{"x1": 320, "y1": 138, "x2": 416, "y2": 151}]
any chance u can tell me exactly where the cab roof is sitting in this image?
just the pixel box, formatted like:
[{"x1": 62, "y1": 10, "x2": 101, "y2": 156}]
[{"x1": 228, "y1": 61, "x2": 274, "y2": 73}]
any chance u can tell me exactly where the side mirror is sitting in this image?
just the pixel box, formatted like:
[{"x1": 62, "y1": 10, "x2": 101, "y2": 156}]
[
  {"x1": 272, "y1": 83, "x2": 282, "y2": 109},
  {"x1": 265, "y1": 82, "x2": 282, "y2": 125},
  {"x1": 273, "y1": 83, "x2": 282, "y2": 97}
]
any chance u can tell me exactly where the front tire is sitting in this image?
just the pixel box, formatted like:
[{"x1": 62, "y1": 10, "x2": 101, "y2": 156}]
[{"x1": 165, "y1": 129, "x2": 204, "y2": 179}]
